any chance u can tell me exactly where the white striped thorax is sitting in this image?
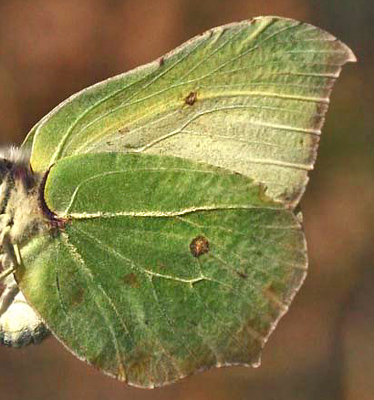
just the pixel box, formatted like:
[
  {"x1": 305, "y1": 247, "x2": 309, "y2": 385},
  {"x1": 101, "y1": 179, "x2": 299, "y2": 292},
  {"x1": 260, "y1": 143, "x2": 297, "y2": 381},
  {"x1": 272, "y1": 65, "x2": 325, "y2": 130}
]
[{"x1": 0, "y1": 147, "x2": 49, "y2": 347}]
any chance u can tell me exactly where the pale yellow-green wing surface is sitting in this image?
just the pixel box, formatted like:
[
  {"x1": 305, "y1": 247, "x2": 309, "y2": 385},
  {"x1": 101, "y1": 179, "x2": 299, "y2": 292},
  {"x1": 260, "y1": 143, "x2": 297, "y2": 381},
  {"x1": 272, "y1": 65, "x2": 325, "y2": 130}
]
[
  {"x1": 18, "y1": 153, "x2": 307, "y2": 388},
  {"x1": 23, "y1": 16, "x2": 355, "y2": 207}
]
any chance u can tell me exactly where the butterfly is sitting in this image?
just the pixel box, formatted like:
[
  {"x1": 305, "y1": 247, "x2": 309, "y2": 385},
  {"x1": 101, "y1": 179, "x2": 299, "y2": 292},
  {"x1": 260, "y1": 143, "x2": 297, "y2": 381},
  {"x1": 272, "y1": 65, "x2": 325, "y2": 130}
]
[{"x1": 0, "y1": 16, "x2": 355, "y2": 388}]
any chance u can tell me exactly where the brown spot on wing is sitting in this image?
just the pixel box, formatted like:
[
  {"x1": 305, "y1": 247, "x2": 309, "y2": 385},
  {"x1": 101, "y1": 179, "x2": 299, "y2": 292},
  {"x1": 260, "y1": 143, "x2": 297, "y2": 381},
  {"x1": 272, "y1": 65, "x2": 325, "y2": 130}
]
[
  {"x1": 236, "y1": 271, "x2": 248, "y2": 279},
  {"x1": 185, "y1": 91, "x2": 197, "y2": 106},
  {"x1": 122, "y1": 273, "x2": 140, "y2": 288},
  {"x1": 119, "y1": 127, "x2": 130, "y2": 135},
  {"x1": 189, "y1": 236, "x2": 209, "y2": 258},
  {"x1": 71, "y1": 287, "x2": 85, "y2": 307}
]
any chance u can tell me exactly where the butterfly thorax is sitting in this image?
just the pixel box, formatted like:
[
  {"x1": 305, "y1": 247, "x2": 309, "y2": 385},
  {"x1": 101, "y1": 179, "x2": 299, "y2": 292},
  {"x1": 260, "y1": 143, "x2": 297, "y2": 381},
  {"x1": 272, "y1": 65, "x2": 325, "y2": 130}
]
[{"x1": 0, "y1": 148, "x2": 47, "y2": 252}]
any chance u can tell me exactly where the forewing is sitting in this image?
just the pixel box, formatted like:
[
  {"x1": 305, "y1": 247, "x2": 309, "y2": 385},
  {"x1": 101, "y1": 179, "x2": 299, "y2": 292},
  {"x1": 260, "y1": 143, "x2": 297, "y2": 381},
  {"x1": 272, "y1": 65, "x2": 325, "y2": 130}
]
[
  {"x1": 24, "y1": 16, "x2": 355, "y2": 207},
  {"x1": 18, "y1": 153, "x2": 307, "y2": 388}
]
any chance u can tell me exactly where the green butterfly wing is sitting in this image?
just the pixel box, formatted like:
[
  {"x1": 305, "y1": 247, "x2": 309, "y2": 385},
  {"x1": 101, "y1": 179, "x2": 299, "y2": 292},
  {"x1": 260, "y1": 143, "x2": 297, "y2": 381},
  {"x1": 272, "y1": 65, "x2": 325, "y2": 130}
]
[
  {"x1": 17, "y1": 153, "x2": 306, "y2": 388},
  {"x1": 17, "y1": 16, "x2": 355, "y2": 388},
  {"x1": 23, "y1": 16, "x2": 355, "y2": 207}
]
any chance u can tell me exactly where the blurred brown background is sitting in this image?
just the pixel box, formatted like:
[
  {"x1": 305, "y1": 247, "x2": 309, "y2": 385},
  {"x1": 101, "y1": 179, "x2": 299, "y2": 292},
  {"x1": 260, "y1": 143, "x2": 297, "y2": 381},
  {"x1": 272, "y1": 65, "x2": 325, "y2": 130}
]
[{"x1": 0, "y1": 1, "x2": 372, "y2": 399}]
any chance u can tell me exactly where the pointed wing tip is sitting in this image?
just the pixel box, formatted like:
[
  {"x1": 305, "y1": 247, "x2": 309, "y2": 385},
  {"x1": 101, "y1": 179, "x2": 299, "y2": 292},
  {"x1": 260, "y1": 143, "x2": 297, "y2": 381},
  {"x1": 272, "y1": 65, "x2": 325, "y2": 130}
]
[
  {"x1": 341, "y1": 42, "x2": 357, "y2": 63},
  {"x1": 248, "y1": 16, "x2": 357, "y2": 64}
]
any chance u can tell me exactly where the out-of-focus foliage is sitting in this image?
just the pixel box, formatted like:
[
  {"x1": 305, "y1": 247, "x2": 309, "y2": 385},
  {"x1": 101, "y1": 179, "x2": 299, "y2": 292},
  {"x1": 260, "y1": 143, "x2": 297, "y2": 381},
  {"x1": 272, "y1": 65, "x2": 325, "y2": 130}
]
[{"x1": 0, "y1": 1, "x2": 372, "y2": 399}]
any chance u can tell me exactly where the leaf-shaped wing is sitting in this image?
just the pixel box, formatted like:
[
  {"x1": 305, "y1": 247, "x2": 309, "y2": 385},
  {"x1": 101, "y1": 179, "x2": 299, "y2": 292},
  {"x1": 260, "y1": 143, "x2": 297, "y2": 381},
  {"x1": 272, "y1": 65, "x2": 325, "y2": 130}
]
[
  {"x1": 23, "y1": 17, "x2": 355, "y2": 207},
  {"x1": 18, "y1": 153, "x2": 307, "y2": 388}
]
